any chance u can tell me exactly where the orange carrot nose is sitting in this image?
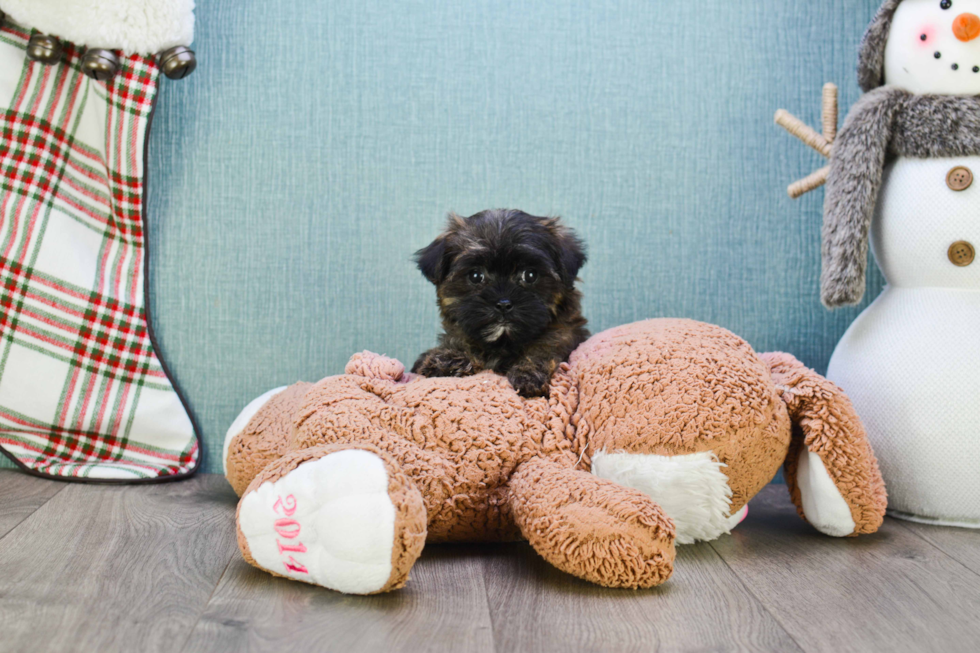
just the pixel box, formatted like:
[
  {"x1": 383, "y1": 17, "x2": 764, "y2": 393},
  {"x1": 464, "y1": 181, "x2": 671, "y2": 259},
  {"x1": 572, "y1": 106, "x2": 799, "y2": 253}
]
[{"x1": 953, "y1": 13, "x2": 980, "y2": 42}]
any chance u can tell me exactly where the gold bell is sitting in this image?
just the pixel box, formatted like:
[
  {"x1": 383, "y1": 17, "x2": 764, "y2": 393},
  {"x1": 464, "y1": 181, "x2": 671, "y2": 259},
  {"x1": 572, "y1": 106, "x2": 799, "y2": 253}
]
[
  {"x1": 159, "y1": 45, "x2": 197, "y2": 80},
  {"x1": 80, "y1": 48, "x2": 119, "y2": 81},
  {"x1": 27, "y1": 33, "x2": 63, "y2": 65}
]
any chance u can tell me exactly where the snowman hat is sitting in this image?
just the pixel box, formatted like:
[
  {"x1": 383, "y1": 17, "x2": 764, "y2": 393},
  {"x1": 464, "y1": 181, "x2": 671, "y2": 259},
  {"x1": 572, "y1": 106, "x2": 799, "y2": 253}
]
[{"x1": 858, "y1": 0, "x2": 904, "y2": 92}]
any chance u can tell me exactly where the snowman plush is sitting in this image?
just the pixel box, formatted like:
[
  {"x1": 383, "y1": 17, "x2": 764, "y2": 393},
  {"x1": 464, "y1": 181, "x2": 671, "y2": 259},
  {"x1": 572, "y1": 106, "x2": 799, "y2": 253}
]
[{"x1": 818, "y1": 0, "x2": 980, "y2": 527}]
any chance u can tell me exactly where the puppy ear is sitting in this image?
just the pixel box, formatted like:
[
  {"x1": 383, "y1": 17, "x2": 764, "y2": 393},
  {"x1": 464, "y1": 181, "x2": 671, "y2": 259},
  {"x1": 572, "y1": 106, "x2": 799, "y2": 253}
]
[
  {"x1": 414, "y1": 236, "x2": 451, "y2": 285},
  {"x1": 416, "y1": 212, "x2": 466, "y2": 284},
  {"x1": 546, "y1": 218, "x2": 587, "y2": 284}
]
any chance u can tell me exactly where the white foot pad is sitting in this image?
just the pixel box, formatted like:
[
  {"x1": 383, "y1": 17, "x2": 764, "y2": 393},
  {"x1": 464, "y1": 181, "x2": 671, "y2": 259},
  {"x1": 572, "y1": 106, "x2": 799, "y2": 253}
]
[
  {"x1": 798, "y1": 449, "x2": 856, "y2": 537},
  {"x1": 238, "y1": 449, "x2": 397, "y2": 594},
  {"x1": 592, "y1": 450, "x2": 736, "y2": 544}
]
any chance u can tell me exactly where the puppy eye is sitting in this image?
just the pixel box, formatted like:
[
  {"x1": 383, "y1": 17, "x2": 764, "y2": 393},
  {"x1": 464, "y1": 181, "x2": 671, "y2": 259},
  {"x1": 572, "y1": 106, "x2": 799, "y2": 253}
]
[
  {"x1": 942, "y1": 0, "x2": 952, "y2": 9},
  {"x1": 520, "y1": 269, "x2": 538, "y2": 284},
  {"x1": 467, "y1": 269, "x2": 485, "y2": 284}
]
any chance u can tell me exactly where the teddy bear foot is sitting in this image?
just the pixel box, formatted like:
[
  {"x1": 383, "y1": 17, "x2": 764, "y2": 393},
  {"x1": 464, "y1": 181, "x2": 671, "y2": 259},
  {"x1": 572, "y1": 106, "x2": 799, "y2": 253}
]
[
  {"x1": 509, "y1": 458, "x2": 677, "y2": 589},
  {"x1": 236, "y1": 444, "x2": 427, "y2": 594}
]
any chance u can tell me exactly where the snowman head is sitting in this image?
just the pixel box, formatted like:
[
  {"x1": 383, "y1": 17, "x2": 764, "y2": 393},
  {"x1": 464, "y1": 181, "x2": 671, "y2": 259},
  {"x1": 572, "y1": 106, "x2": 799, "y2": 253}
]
[{"x1": 859, "y1": 0, "x2": 980, "y2": 95}]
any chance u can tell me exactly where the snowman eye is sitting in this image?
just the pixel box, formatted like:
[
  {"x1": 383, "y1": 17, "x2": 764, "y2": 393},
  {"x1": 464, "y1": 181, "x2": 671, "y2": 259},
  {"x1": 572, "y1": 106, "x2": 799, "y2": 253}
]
[{"x1": 941, "y1": 0, "x2": 952, "y2": 9}]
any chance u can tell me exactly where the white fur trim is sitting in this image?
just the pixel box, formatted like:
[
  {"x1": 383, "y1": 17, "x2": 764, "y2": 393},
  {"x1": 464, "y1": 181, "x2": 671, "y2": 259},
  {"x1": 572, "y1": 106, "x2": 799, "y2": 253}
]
[
  {"x1": 591, "y1": 450, "x2": 735, "y2": 544},
  {"x1": 223, "y1": 386, "x2": 288, "y2": 476},
  {"x1": 238, "y1": 450, "x2": 396, "y2": 594},
  {"x1": 0, "y1": 0, "x2": 194, "y2": 54},
  {"x1": 797, "y1": 450, "x2": 856, "y2": 537}
]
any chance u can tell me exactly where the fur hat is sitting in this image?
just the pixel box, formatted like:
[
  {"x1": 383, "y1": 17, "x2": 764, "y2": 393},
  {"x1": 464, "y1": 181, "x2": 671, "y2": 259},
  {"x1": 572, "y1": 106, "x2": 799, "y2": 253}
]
[{"x1": 858, "y1": 0, "x2": 904, "y2": 92}]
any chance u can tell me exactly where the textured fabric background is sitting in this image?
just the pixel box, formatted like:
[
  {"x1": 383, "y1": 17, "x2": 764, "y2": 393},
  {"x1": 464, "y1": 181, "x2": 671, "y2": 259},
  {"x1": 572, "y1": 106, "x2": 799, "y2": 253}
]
[{"x1": 2, "y1": 0, "x2": 887, "y2": 474}]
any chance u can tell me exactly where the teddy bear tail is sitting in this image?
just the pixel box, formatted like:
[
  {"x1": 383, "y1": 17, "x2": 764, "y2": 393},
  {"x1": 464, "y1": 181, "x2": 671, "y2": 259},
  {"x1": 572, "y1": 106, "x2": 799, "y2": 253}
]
[
  {"x1": 508, "y1": 458, "x2": 676, "y2": 589},
  {"x1": 761, "y1": 352, "x2": 887, "y2": 537}
]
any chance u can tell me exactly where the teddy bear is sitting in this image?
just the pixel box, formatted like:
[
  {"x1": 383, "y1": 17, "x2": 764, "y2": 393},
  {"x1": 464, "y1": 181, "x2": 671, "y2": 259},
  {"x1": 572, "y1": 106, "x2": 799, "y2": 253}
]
[{"x1": 223, "y1": 318, "x2": 886, "y2": 595}]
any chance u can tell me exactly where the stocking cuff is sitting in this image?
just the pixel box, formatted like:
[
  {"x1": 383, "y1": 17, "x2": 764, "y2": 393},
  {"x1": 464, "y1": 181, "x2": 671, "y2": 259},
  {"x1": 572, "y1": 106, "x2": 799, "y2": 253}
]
[{"x1": 0, "y1": 0, "x2": 194, "y2": 54}]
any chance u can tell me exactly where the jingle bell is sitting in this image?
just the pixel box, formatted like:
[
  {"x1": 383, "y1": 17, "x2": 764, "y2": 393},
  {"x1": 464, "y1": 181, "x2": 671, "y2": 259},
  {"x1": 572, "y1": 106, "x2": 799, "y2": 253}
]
[
  {"x1": 27, "y1": 34, "x2": 62, "y2": 65},
  {"x1": 159, "y1": 46, "x2": 197, "y2": 80},
  {"x1": 80, "y1": 48, "x2": 119, "y2": 82}
]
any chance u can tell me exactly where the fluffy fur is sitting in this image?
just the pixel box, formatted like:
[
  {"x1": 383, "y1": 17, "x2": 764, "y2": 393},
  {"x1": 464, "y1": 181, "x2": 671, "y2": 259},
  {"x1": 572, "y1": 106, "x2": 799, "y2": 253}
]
[
  {"x1": 765, "y1": 351, "x2": 887, "y2": 535},
  {"x1": 823, "y1": 88, "x2": 980, "y2": 307},
  {"x1": 591, "y1": 451, "x2": 736, "y2": 545},
  {"x1": 412, "y1": 210, "x2": 589, "y2": 398},
  {"x1": 0, "y1": 0, "x2": 194, "y2": 54},
  {"x1": 858, "y1": 0, "x2": 904, "y2": 93}
]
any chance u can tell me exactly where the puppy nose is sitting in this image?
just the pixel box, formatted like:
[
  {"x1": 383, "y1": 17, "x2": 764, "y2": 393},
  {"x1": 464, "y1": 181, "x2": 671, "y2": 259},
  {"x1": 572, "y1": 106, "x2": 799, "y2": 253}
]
[
  {"x1": 496, "y1": 299, "x2": 514, "y2": 313},
  {"x1": 953, "y1": 13, "x2": 980, "y2": 42}
]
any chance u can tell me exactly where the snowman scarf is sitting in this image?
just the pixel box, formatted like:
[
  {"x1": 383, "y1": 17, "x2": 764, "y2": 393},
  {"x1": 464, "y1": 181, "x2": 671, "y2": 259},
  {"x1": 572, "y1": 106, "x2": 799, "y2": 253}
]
[
  {"x1": 822, "y1": 87, "x2": 980, "y2": 308},
  {"x1": 0, "y1": 11, "x2": 200, "y2": 481}
]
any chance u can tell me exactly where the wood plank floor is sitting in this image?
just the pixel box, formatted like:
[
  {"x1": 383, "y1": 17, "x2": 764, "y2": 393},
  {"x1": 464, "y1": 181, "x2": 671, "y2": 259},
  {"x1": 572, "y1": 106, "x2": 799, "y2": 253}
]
[{"x1": 1, "y1": 470, "x2": 978, "y2": 653}]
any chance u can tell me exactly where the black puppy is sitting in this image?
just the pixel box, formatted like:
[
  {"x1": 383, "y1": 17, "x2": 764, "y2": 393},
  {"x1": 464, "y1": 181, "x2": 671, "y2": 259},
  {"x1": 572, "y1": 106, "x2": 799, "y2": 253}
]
[{"x1": 412, "y1": 209, "x2": 589, "y2": 397}]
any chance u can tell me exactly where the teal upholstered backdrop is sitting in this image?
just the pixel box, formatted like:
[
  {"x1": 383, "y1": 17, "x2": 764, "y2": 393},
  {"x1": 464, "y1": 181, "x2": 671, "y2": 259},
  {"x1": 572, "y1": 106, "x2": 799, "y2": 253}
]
[{"x1": 3, "y1": 0, "x2": 888, "y2": 473}]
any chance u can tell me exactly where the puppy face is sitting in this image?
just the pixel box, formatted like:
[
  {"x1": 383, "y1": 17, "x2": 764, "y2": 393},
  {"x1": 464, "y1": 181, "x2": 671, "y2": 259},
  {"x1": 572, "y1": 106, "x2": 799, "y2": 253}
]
[{"x1": 415, "y1": 209, "x2": 586, "y2": 350}]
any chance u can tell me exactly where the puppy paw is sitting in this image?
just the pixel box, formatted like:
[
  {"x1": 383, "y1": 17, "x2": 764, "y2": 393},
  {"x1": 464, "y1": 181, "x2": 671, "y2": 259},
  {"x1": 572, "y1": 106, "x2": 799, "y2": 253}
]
[
  {"x1": 411, "y1": 348, "x2": 478, "y2": 378},
  {"x1": 507, "y1": 366, "x2": 552, "y2": 398}
]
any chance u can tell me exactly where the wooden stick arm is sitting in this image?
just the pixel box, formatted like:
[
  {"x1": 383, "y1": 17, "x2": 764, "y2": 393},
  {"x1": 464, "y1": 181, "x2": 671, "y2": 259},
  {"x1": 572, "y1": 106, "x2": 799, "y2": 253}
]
[
  {"x1": 776, "y1": 83, "x2": 838, "y2": 199},
  {"x1": 822, "y1": 83, "x2": 838, "y2": 143},
  {"x1": 774, "y1": 110, "x2": 832, "y2": 158},
  {"x1": 788, "y1": 166, "x2": 829, "y2": 199}
]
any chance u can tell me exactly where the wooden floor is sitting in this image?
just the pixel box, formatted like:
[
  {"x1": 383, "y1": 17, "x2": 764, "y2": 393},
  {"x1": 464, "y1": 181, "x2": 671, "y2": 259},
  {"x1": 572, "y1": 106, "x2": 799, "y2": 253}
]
[{"x1": 1, "y1": 470, "x2": 979, "y2": 653}]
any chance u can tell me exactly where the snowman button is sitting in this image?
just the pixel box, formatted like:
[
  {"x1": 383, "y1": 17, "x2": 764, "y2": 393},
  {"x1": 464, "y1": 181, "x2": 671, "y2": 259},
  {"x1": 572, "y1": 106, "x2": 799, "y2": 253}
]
[
  {"x1": 946, "y1": 166, "x2": 974, "y2": 191},
  {"x1": 948, "y1": 241, "x2": 976, "y2": 267}
]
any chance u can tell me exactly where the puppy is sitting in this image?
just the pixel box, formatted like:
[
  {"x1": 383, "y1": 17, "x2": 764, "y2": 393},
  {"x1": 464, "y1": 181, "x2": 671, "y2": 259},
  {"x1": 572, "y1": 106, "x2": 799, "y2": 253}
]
[{"x1": 412, "y1": 209, "x2": 589, "y2": 397}]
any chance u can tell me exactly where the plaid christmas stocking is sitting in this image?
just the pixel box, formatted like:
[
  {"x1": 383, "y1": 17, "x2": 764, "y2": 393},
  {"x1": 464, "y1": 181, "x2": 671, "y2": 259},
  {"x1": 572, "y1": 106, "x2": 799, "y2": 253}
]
[{"x1": 0, "y1": 14, "x2": 200, "y2": 481}]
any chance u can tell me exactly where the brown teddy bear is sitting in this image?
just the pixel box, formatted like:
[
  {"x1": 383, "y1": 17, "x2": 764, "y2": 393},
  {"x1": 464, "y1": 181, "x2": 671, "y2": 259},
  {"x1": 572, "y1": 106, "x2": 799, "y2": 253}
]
[{"x1": 224, "y1": 319, "x2": 886, "y2": 594}]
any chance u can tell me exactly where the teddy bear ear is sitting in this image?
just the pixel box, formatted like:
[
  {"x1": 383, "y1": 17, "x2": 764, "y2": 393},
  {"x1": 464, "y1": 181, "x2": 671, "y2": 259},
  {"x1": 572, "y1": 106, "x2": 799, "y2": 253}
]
[{"x1": 858, "y1": 0, "x2": 903, "y2": 92}]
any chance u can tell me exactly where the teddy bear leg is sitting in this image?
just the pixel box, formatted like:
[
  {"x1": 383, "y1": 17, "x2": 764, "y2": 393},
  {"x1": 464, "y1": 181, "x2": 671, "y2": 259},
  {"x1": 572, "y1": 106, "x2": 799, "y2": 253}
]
[
  {"x1": 224, "y1": 382, "x2": 314, "y2": 497},
  {"x1": 508, "y1": 458, "x2": 676, "y2": 589},
  {"x1": 761, "y1": 352, "x2": 887, "y2": 537},
  {"x1": 236, "y1": 442, "x2": 427, "y2": 594}
]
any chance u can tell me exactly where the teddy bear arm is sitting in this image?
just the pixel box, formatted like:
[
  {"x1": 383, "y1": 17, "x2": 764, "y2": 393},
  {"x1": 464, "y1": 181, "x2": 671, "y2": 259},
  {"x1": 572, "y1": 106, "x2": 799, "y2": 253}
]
[
  {"x1": 345, "y1": 351, "x2": 413, "y2": 382},
  {"x1": 507, "y1": 458, "x2": 676, "y2": 589},
  {"x1": 762, "y1": 353, "x2": 887, "y2": 537}
]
